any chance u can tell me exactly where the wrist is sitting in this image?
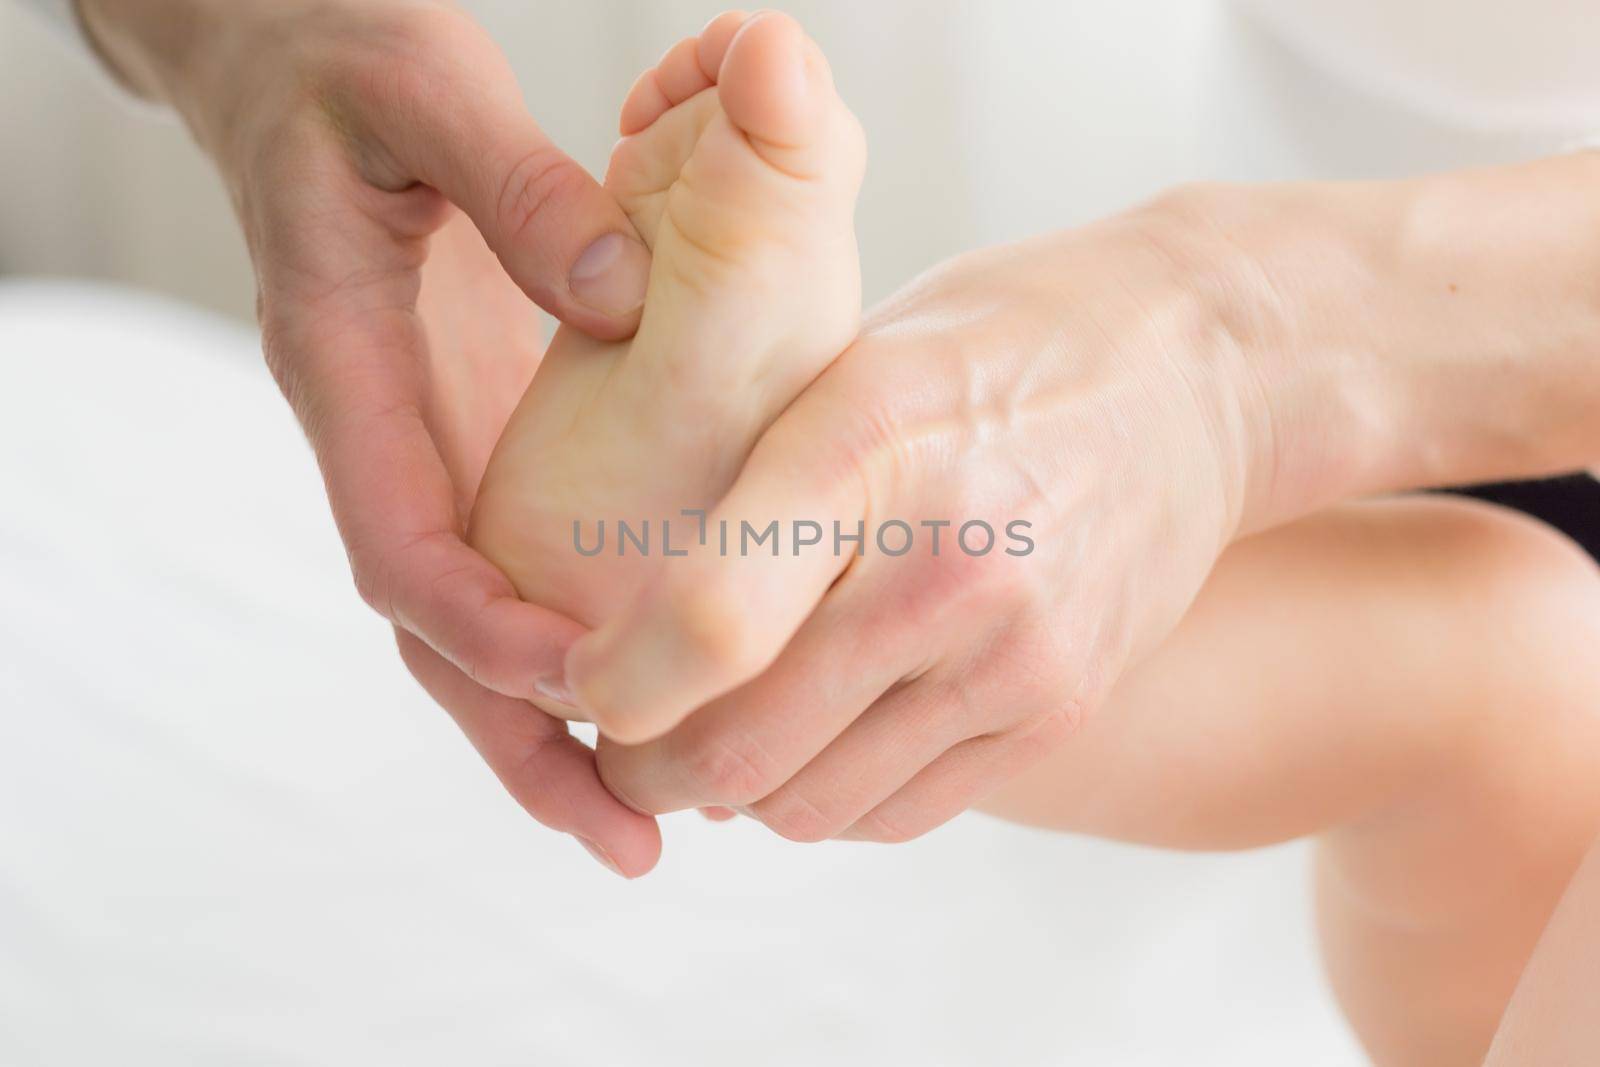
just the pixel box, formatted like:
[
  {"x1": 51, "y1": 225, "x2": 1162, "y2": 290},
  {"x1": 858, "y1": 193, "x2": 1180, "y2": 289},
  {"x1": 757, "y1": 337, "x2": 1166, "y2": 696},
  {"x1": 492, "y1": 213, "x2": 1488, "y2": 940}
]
[
  {"x1": 1151, "y1": 183, "x2": 1402, "y2": 535},
  {"x1": 1119, "y1": 185, "x2": 1352, "y2": 541},
  {"x1": 1361, "y1": 156, "x2": 1600, "y2": 488},
  {"x1": 1140, "y1": 160, "x2": 1600, "y2": 538}
]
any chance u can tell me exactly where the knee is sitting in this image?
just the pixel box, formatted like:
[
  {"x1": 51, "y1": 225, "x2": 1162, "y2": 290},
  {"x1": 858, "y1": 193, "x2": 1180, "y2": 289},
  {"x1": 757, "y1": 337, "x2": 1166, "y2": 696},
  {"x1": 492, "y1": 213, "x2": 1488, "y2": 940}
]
[
  {"x1": 1408, "y1": 494, "x2": 1600, "y2": 776},
  {"x1": 1418, "y1": 495, "x2": 1600, "y2": 658}
]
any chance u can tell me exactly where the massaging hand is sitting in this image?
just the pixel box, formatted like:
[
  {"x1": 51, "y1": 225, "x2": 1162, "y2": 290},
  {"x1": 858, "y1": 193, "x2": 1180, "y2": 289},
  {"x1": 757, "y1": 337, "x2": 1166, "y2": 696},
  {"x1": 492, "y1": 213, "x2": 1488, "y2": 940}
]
[
  {"x1": 78, "y1": 0, "x2": 661, "y2": 872},
  {"x1": 579, "y1": 207, "x2": 1272, "y2": 841},
  {"x1": 583, "y1": 152, "x2": 1600, "y2": 842}
]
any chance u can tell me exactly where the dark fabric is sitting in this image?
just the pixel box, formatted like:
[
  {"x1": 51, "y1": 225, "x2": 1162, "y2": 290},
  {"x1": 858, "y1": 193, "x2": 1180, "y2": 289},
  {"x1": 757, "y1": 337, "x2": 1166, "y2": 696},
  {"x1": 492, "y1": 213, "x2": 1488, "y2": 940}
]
[{"x1": 1443, "y1": 474, "x2": 1600, "y2": 562}]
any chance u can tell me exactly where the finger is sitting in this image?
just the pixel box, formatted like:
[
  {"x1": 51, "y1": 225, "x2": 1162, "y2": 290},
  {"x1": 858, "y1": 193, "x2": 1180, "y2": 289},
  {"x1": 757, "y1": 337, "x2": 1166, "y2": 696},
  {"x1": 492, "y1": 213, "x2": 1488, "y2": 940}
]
[
  {"x1": 281, "y1": 295, "x2": 586, "y2": 699},
  {"x1": 593, "y1": 567, "x2": 925, "y2": 814},
  {"x1": 254, "y1": 174, "x2": 588, "y2": 703},
  {"x1": 336, "y1": 6, "x2": 650, "y2": 339},
  {"x1": 838, "y1": 709, "x2": 1079, "y2": 844},
  {"x1": 698, "y1": 807, "x2": 738, "y2": 822},
  {"x1": 396, "y1": 629, "x2": 661, "y2": 877},
  {"x1": 744, "y1": 674, "x2": 963, "y2": 843},
  {"x1": 568, "y1": 408, "x2": 871, "y2": 743},
  {"x1": 360, "y1": 524, "x2": 589, "y2": 702}
]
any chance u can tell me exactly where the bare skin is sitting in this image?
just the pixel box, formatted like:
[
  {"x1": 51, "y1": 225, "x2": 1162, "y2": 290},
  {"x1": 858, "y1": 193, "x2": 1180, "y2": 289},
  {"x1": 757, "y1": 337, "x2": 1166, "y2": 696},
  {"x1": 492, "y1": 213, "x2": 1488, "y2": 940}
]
[
  {"x1": 1485, "y1": 830, "x2": 1600, "y2": 1065},
  {"x1": 72, "y1": 3, "x2": 1600, "y2": 1052},
  {"x1": 469, "y1": 11, "x2": 864, "y2": 648},
  {"x1": 459, "y1": 13, "x2": 1600, "y2": 1060},
  {"x1": 576, "y1": 153, "x2": 1600, "y2": 866},
  {"x1": 980, "y1": 495, "x2": 1600, "y2": 1064}
]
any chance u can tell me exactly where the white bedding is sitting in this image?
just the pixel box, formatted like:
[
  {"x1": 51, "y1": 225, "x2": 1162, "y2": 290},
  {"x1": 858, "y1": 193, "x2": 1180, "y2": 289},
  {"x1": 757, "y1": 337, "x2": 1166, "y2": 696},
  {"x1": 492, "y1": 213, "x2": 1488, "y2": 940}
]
[{"x1": 0, "y1": 281, "x2": 1363, "y2": 1066}]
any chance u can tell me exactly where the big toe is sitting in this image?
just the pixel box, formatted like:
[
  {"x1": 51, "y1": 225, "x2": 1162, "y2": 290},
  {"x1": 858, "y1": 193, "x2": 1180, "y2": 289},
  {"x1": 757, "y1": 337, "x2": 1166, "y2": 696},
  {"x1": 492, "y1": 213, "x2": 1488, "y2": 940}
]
[{"x1": 716, "y1": 12, "x2": 836, "y2": 172}]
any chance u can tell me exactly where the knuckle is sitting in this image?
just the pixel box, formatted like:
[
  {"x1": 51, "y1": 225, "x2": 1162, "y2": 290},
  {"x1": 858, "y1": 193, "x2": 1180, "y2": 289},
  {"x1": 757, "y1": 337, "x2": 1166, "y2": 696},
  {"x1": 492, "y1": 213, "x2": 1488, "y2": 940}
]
[
  {"x1": 680, "y1": 731, "x2": 778, "y2": 806},
  {"x1": 496, "y1": 146, "x2": 593, "y2": 246},
  {"x1": 933, "y1": 546, "x2": 1010, "y2": 603},
  {"x1": 441, "y1": 616, "x2": 497, "y2": 690},
  {"x1": 348, "y1": 543, "x2": 392, "y2": 617},
  {"x1": 851, "y1": 808, "x2": 923, "y2": 845},
  {"x1": 751, "y1": 788, "x2": 837, "y2": 844},
  {"x1": 887, "y1": 540, "x2": 1031, "y2": 627},
  {"x1": 595, "y1": 753, "x2": 656, "y2": 817},
  {"x1": 345, "y1": 528, "x2": 440, "y2": 624},
  {"x1": 257, "y1": 315, "x2": 295, "y2": 395},
  {"x1": 259, "y1": 319, "x2": 330, "y2": 446},
  {"x1": 392, "y1": 626, "x2": 428, "y2": 676},
  {"x1": 1012, "y1": 700, "x2": 1084, "y2": 754}
]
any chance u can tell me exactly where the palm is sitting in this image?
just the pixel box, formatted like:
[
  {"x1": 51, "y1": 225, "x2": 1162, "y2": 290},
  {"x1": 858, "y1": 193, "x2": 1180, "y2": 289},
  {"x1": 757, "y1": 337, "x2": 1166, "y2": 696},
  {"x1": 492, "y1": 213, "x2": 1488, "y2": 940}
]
[{"x1": 411, "y1": 214, "x2": 547, "y2": 510}]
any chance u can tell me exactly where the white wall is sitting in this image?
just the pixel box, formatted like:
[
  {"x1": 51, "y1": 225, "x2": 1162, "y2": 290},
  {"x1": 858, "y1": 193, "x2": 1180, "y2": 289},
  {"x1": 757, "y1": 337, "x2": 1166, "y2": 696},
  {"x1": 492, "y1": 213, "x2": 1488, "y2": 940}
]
[
  {"x1": 0, "y1": 4, "x2": 253, "y2": 317},
  {"x1": 0, "y1": 1, "x2": 1219, "y2": 323}
]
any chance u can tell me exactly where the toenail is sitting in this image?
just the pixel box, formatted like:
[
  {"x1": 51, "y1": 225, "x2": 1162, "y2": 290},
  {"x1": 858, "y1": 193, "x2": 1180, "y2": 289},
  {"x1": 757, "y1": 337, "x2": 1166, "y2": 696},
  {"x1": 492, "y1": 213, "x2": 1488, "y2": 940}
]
[{"x1": 569, "y1": 233, "x2": 651, "y2": 316}]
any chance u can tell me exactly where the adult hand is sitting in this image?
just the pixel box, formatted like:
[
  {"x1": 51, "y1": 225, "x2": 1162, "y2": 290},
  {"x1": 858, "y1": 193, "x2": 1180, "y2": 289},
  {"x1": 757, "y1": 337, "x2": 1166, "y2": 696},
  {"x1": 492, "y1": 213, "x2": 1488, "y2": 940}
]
[
  {"x1": 578, "y1": 202, "x2": 1271, "y2": 841},
  {"x1": 579, "y1": 154, "x2": 1600, "y2": 843},
  {"x1": 78, "y1": 0, "x2": 660, "y2": 873}
]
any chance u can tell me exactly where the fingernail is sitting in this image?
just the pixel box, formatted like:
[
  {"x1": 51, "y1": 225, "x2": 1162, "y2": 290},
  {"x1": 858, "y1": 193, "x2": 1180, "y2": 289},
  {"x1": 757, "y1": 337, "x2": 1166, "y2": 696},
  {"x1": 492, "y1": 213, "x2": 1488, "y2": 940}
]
[
  {"x1": 576, "y1": 835, "x2": 625, "y2": 877},
  {"x1": 569, "y1": 232, "x2": 650, "y2": 315},
  {"x1": 533, "y1": 675, "x2": 576, "y2": 709}
]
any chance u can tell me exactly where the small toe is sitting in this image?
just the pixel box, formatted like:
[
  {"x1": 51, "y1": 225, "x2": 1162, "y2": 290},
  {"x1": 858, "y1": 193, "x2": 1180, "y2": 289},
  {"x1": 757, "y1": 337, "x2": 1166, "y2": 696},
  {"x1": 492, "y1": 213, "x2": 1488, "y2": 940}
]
[
  {"x1": 655, "y1": 36, "x2": 716, "y2": 105},
  {"x1": 619, "y1": 68, "x2": 673, "y2": 136},
  {"x1": 696, "y1": 10, "x2": 750, "y2": 79}
]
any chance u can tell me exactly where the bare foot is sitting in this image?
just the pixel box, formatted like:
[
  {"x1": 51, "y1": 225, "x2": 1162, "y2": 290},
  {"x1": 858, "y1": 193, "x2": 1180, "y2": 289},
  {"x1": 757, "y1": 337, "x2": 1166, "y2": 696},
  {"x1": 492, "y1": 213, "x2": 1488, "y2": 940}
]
[{"x1": 469, "y1": 11, "x2": 865, "y2": 711}]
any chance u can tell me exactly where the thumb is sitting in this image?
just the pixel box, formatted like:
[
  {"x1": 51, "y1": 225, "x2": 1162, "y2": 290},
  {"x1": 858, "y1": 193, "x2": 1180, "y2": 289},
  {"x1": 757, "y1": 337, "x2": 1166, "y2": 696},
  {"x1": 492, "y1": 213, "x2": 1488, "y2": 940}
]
[
  {"x1": 567, "y1": 413, "x2": 869, "y2": 744},
  {"x1": 337, "y1": 8, "x2": 650, "y2": 340}
]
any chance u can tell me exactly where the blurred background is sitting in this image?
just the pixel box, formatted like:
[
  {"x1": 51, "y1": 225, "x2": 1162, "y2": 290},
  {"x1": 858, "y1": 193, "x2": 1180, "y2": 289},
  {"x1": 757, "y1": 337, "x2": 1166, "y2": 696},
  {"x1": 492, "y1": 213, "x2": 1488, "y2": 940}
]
[
  {"x1": 0, "y1": 0, "x2": 1222, "y2": 321},
  {"x1": 2, "y1": 2, "x2": 1595, "y2": 1063},
  {"x1": 5, "y1": 0, "x2": 1583, "y2": 321}
]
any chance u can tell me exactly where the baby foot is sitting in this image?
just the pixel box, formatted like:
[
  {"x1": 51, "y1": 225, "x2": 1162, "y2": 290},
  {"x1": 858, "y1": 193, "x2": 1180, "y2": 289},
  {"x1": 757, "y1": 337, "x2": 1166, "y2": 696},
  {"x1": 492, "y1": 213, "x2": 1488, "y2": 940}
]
[{"x1": 469, "y1": 11, "x2": 865, "y2": 704}]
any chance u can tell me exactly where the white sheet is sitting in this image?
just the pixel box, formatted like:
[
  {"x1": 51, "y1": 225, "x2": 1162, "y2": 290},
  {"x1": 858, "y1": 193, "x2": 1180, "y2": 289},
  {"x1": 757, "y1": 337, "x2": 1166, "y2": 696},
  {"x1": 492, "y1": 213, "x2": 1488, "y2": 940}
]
[{"x1": 0, "y1": 281, "x2": 1363, "y2": 1066}]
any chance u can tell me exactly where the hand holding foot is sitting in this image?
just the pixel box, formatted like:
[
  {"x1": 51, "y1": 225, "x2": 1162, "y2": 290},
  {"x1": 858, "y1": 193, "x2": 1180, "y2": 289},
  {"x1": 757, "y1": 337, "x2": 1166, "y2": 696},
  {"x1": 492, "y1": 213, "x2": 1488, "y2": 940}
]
[
  {"x1": 79, "y1": 0, "x2": 665, "y2": 874},
  {"x1": 582, "y1": 209, "x2": 1266, "y2": 841}
]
